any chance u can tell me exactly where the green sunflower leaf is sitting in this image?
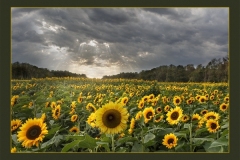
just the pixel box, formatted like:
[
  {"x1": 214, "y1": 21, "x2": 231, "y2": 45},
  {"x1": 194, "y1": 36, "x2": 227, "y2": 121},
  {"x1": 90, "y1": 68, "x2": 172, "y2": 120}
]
[
  {"x1": 61, "y1": 140, "x2": 81, "y2": 152},
  {"x1": 131, "y1": 142, "x2": 144, "y2": 152},
  {"x1": 143, "y1": 132, "x2": 155, "y2": 144}
]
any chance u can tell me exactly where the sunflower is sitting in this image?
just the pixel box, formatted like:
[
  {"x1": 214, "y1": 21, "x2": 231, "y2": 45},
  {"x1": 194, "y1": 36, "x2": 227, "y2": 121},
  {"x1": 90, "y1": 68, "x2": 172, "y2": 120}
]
[
  {"x1": 52, "y1": 105, "x2": 61, "y2": 120},
  {"x1": 70, "y1": 101, "x2": 77, "y2": 108},
  {"x1": 162, "y1": 133, "x2": 178, "y2": 149},
  {"x1": 200, "y1": 109, "x2": 208, "y2": 115},
  {"x1": 142, "y1": 96, "x2": 149, "y2": 102},
  {"x1": 95, "y1": 102, "x2": 129, "y2": 134},
  {"x1": 11, "y1": 119, "x2": 22, "y2": 132},
  {"x1": 181, "y1": 115, "x2": 190, "y2": 123},
  {"x1": 69, "y1": 108, "x2": 75, "y2": 115},
  {"x1": 143, "y1": 107, "x2": 155, "y2": 123},
  {"x1": 17, "y1": 118, "x2": 48, "y2": 148},
  {"x1": 86, "y1": 113, "x2": 96, "y2": 128},
  {"x1": 129, "y1": 118, "x2": 135, "y2": 129},
  {"x1": 191, "y1": 113, "x2": 201, "y2": 122},
  {"x1": 162, "y1": 96, "x2": 167, "y2": 104},
  {"x1": 28, "y1": 101, "x2": 33, "y2": 108},
  {"x1": 154, "y1": 114, "x2": 164, "y2": 123},
  {"x1": 198, "y1": 96, "x2": 206, "y2": 103},
  {"x1": 155, "y1": 107, "x2": 162, "y2": 114},
  {"x1": 166, "y1": 106, "x2": 183, "y2": 125},
  {"x1": 86, "y1": 103, "x2": 97, "y2": 112},
  {"x1": 138, "y1": 100, "x2": 144, "y2": 109},
  {"x1": 206, "y1": 119, "x2": 220, "y2": 133},
  {"x1": 164, "y1": 105, "x2": 171, "y2": 112},
  {"x1": 173, "y1": 96, "x2": 182, "y2": 106},
  {"x1": 128, "y1": 128, "x2": 134, "y2": 134},
  {"x1": 11, "y1": 147, "x2": 17, "y2": 153},
  {"x1": 219, "y1": 103, "x2": 229, "y2": 112},
  {"x1": 209, "y1": 95, "x2": 215, "y2": 101},
  {"x1": 186, "y1": 99, "x2": 193, "y2": 105},
  {"x1": 45, "y1": 102, "x2": 50, "y2": 108},
  {"x1": 69, "y1": 126, "x2": 79, "y2": 133},
  {"x1": 135, "y1": 111, "x2": 142, "y2": 120},
  {"x1": 71, "y1": 114, "x2": 78, "y2": 122},
  {"x1": 213, "y1": 90, "x2": 218, "y2": 94},
  {"x1": 50, "y1": 102, "x2": 57, "y2": 110},
  {"x1": 204, "y1": 111, "x2": 220, "y2": 121},
  {"x1": 151, "y1": 99, "x2": 157, "y2": 106},
  {"x1": 224, "y1": 96, "x2": 229, "y2": 103},
  {"x1": 40, "y1": 113, "x2": 46, "y2": 122},
  {"x1": 121, "y1": 97, "x2": 129, "y2": 106},
  {"x1": 78, "y1": 96, "x2": 83, "y2": 103}
]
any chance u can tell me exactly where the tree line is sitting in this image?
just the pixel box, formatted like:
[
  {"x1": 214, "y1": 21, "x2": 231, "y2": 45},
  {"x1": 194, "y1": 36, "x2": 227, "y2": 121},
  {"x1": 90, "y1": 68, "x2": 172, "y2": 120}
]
[
  {"x1": 102, "y1": 56, "x2": 228, "y2": 82},
  {"x1": 12, "y1": 62, "x2": 87, "y2": 79}
]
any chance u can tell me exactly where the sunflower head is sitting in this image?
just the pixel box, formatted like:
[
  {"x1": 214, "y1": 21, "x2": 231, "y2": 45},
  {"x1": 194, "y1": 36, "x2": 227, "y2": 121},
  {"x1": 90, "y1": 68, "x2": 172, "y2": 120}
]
[
  {"x1": 129, "y1": 118, "x2": 135, "y2": 129},
  {"x1": 164, "y1": 105, "x2": 170, "y2": 112},
  {"x1": 86, "y1": 113, "x2": 96, "y2": 128},
  {"x1": 166, "y1": 106, "x2": 183, "y2": 125},
  {"x1": 11, "y1": 119, "x2": 22, "y2": 132},
  {"x1": 69, "y1": 126, "x2": 80, "y2": 133},
  {"x1": 11, "y1": 147, "x2": 17, "y2": 153},
  {"x1": 206, "y1": 119, "x2": 220, "y2": 133},
  {"x1": 198, "y1": 96, "x2": 207, "y2": 103},
  {"x1": 17, "y1": 118, "x2": 48, "y2": 148},
  {"x1": 135, "y1": 111, "x2": 142, "y2": 120},
  {"x1": 71, "y1": 114, "x2": 78, "y2": 122},
  {"x1": 181, "y1": 115, "x2": 189, "y2": 123},
  {"x1": 154, "y1": 114, "x2": 164, "y2": 123},
  {"x1": 52, "y1": 105, "x2": 61, "y2": 120},
  {"x1": 95, "y1": 102, "x2": 129, "y2": 135},
  {"x1": 191, "y1": 113, "x2": 201, "y2": 122},
  {"x1": 121, "y1": 97, "x2": 129, "y2": 106},
  {"x1": 138, "y1": 100, "x2": 144, "y2": 109},
  {"x1": 173, "y1": 96, "x2": 182, "y2": 106},
  {"x1": 200, "y1": 109, "x2": 208, "y2": 115},
  {"x1": 155, "y1": 107, "x2": 162, "y2": 114},
  {"x1": 162, "y1": 133, "x2": 178, "y2": 149},
  {"x1": 204, "y1": 111, "x2": 220, "y2": 121},
  {"x1": 219, "y1": 103, "x2": 229, "y2": 112},
  {"x1": 86, "y1": 103, "x2": 96, "y2": 112},
  {"x1": 143, "y1": 107, "x2": 155, "y2": 123}
]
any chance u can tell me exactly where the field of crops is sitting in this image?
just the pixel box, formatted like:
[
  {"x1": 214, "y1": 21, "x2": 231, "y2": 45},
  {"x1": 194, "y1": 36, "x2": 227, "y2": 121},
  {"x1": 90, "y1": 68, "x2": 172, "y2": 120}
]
[{"x1": 10, "y1": 77, "x2": 229, "y2": 153}]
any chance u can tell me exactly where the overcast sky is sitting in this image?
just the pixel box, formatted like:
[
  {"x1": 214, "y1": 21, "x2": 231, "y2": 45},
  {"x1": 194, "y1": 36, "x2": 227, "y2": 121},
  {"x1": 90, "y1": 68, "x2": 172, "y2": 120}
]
[{"x1": 11, "y1": 8, "x2": 228, "y2": 78}]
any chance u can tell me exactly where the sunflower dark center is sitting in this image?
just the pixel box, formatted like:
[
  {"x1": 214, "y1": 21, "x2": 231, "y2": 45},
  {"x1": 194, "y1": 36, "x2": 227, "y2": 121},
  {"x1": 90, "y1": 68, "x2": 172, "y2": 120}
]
[
  {"x1": 207, "y1": 116, "x2": 216, "y2": 120},
  {"x1": 55, "y1": 109, "x2": 59, "y2": 115},
  {"x1": 167, "y1": 138, "x2": 174, "y2": 144},
  {"x1": 102, "y1": 109, "x2": 121, "y2": 128},
  {"x1": 222, "y1": 105, "x2": 226, "y2": 109},
  {"x1": 171, "y1": 111, "x2": 179, "y2": 120},
  {"x1": 211, "y1": 123, "x2": 217, "y2": 129},
  {"x1": 175, "y1": 99, "x2": 180, "y2": 103},
  {"x1": 192, "y1": 118, "x2": 198, "y2": 121},
  {"x1": 201, "y1": 98, "x2": 204, "y2": 102},
  {"x1": 26, "y1": 125, "x2": 41, "y2": 140},
  {"x1": 202, "y1": 111, "x2": 207, "y2": 114},
  {"x1": 146, "y1": 112, "x2": 153, "y2": 119},
  {"x1": 157, "y1": 108, "x2": 162, "y2": 112}
]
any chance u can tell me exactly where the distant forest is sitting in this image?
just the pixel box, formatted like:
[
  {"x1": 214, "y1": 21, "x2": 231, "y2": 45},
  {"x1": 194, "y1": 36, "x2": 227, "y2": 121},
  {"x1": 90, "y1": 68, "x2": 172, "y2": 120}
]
[
  {"x1": 102, "y1": 56, "x2": 229, "y2": 82},
  {"x1": 12, "y1": 62, "x2": 87, "y2": 79},
  {"x1": 12, "y1": 56, "x2": 228, "y2": 82}
]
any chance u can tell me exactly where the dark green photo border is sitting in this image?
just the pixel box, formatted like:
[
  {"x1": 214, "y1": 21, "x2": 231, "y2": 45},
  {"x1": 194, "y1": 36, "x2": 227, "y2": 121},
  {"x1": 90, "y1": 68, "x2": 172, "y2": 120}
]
[{"x1": 0, "y1": 0, "x2": 239, "y2": 160}]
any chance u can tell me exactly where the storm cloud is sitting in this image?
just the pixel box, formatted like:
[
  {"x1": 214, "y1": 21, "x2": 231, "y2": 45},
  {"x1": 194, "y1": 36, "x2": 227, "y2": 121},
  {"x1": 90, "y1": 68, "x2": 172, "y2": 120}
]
[{"x1": 11, "y1": 8, "x2": 228, "y2": 78}]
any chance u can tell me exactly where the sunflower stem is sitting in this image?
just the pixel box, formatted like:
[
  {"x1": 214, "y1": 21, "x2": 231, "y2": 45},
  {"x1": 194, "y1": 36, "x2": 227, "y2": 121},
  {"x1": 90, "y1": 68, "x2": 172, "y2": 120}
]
[
  {"x1": 111, "y1": 134, "x2": 115, "y2": 152},
  {"x1": 189, "y1": 123, "x2": 193, "y2": 152}
]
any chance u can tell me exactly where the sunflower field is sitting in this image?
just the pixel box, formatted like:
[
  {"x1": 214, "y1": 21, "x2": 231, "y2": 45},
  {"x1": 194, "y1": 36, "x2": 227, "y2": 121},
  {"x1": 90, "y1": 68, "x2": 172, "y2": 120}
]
[{"x1": 11, "y1": 77, "x2": 229, "y2": 153}]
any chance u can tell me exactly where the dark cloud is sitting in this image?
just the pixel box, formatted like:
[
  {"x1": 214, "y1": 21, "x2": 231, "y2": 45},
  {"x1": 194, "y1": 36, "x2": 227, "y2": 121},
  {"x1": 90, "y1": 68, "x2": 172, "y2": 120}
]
[{"x1": 11, "y1": 8, "x2": 228, "y2": 78}]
